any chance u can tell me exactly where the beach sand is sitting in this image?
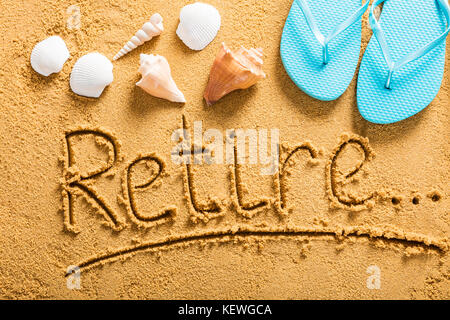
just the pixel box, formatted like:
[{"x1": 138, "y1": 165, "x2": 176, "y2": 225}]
[{"x1": 0, "y1": 0, "x2": 448, "y2": 299}]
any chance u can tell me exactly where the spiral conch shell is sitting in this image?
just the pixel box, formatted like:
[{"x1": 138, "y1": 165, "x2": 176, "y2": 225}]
[
  {"x1": 113, "y1": 13, "x2": 164, "y2": 61},
  {"x1": 136, "y1": 54, "x2": 186, "y2": 103},
  {"x1": 204, "y1": 43, "x2": 266, "y2": 105}
]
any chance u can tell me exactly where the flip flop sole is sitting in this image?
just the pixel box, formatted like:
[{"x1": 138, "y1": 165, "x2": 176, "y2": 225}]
[
  {"x1": 357, "y1": 0, "x2": 447, "y2": 124},
  {"x1": 280, "y1": 0, "x2": 363, "y2": 101}
]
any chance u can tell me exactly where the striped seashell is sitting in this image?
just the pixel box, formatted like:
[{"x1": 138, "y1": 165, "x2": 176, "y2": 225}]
[
  {"x1": 30, "y1": 36, "x2": 70, "y2": 76},
  {"x1": 176, "y1": 2, "x2": 221, "y2": 51},
  {"x1": 70, "y1": 52, "x2": 113, "y2": 98}
]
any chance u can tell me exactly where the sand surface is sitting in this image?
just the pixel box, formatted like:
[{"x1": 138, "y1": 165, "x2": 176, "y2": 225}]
[{"x1": 0, "y1": 0, "x2": 448, "y2": 299}]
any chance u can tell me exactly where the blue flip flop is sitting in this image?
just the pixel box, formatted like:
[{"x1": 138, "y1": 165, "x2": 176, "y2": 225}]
[
  {"x1": 357, "y1": 0, "x2": 450, "y2": 124},
  {"x1": 280, "y1": 0, "x2": 370, "y2": 101}
]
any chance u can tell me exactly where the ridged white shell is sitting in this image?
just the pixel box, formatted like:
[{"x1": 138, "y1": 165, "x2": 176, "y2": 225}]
[
  {"x1": 30, "y1": 36, "x2": 70, "y2": 76},
  {"x1": 176, "y1": 2, "x2": 221, "y2": 51},
  {"x1": 70, "y1": 52, "x2": 113, "y2": 98}
]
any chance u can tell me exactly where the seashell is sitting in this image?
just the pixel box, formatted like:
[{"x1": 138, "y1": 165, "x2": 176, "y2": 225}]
[
  {"x1": 136, "y1": 54, "x2": 186, "y2": 103},
  {"x1": 30, "y1": 36, "x2": 70, "y2": 76},
  {"x1": 113, "y1": 13, "x2": 164, "y2": 61},
  {"x1": 70, "y1": 52, "x2": 113, "y2": 98},
  {"x1": 203, "y1": 42, "x2": 266, "y2": 106},
  {"x1": 176, "y1": 2, "x2": 221, "y2": 51}
]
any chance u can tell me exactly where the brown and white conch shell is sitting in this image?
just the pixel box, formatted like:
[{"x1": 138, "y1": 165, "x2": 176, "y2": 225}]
[
  {"x1": 113, "y1": 13, "x2": 164, "y2": 61},
  {"x1": 136, "y1": 54, "x2": 186, "y2": 103},
  {"x1": 204, "y1": 42, "x2": 266, "y2": 105}
]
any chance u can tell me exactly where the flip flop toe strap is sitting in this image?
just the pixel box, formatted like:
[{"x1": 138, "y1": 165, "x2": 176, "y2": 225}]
[
  {"x1": 369, "y1": 0, "x2": 450, "y2": 89},
  {"x1": 295, "y1": 0, "x2": 370, "y2": 64}
]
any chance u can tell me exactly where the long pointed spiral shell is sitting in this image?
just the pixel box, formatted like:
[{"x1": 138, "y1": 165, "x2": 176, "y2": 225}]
[{"x1": 113, "y1": 13, "x2": 164, "y2": 61}]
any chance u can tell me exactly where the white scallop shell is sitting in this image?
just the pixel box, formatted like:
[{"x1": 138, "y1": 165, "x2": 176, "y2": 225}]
[
  {"x1": 176, "y1": 2, "x2": 221, "y2": 51},
  {"x1": 30, "y1": 36, "x2": 70, "y2": 76},
  {"x1": 70, "y1": 52, "x2": 113, "y2": 98}
]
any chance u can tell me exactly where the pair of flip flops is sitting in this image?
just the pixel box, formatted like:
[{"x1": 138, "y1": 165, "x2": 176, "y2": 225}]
[{"x1": 280, "y1": 0, "x2": 450, "y2": 124}]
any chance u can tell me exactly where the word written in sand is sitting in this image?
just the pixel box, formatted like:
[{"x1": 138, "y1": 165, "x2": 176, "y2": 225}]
[{"x1": 61, "y1": 119, "x2": 375, "y2": 232}]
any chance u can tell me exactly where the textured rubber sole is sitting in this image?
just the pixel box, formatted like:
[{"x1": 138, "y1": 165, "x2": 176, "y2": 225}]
[
  {"x1": 357, "y1": 0, "x2": 447, "y2": 124},
  {"x1": 280, "y1": 0, "x2": 363, "y2": 101}
]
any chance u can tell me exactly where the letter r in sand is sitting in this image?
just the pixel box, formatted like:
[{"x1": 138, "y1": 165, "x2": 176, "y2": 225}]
[{"x1": 62, "y1": 129, "x2": 124, "y2": 233}]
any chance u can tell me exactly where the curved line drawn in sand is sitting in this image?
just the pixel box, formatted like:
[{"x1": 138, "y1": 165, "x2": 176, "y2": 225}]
[
  {"x1": 181, "y1": 115, "x2": 224, "y2": 223},
  {"x1": 229, "y1": 131, "x2": 271, "y2": 218},
  {"x1": 326, "y1": 133, "x2": 376, "y2": 211},
  {"x1": 62, "y1": 127, "x2": 125, "y2": 233},
  {"x1": 274, "y1": 142, "x2": 320, "y2": 216},
  {"x1": 121, "y1": 154, "x2": 177, "y2": 228},
  {"x1": 67, "y1": 224, "x2": 448, "y2": 275}
]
